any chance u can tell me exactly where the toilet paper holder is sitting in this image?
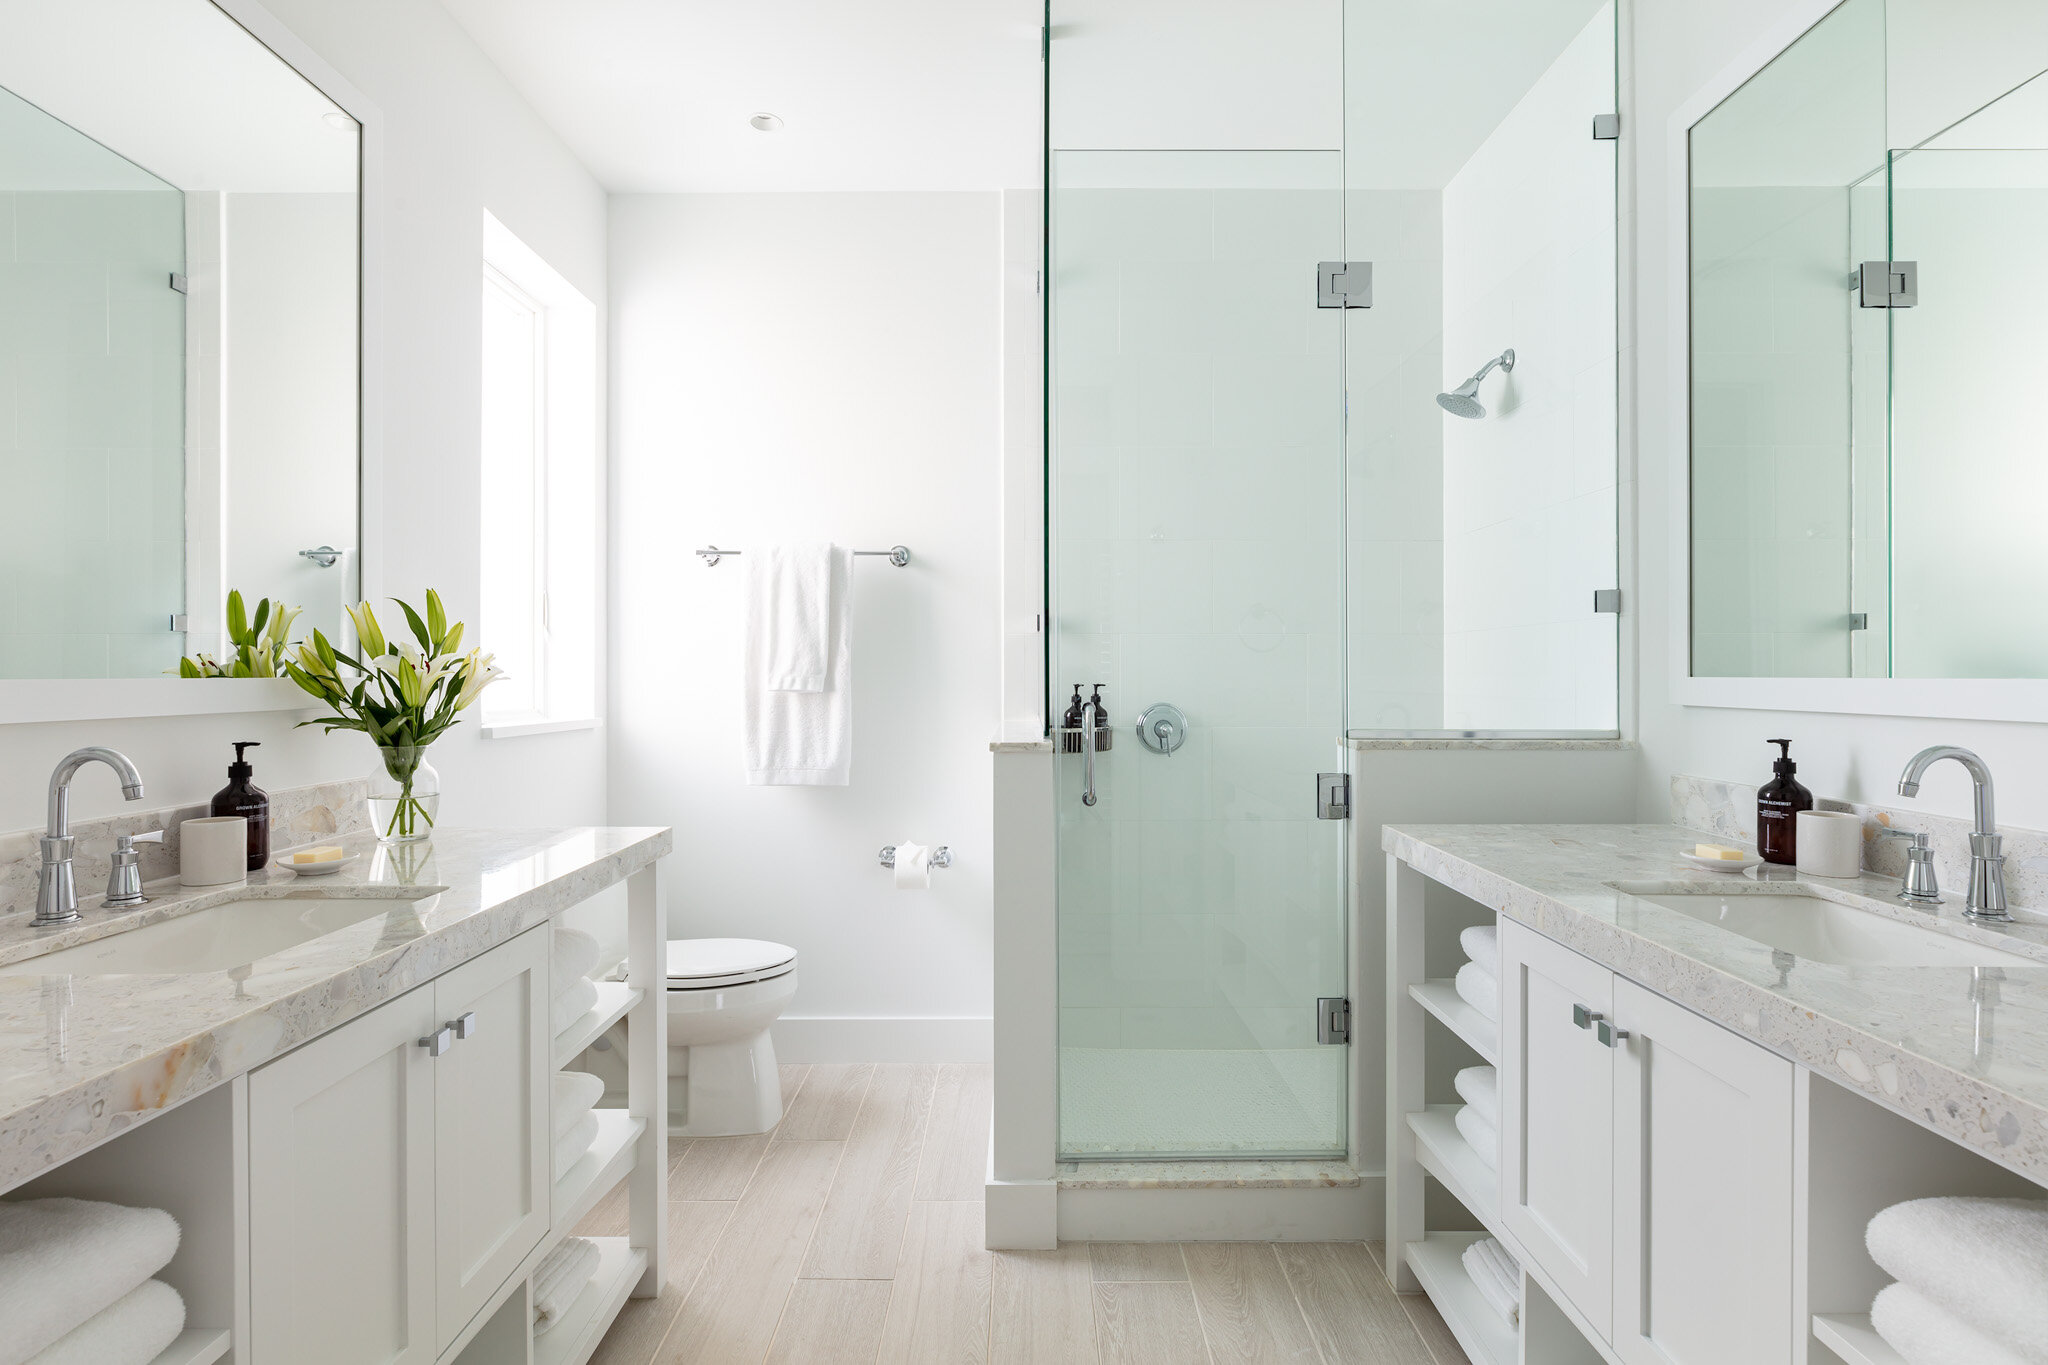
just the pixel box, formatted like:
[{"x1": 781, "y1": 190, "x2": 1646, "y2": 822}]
[{"x1": 878, "y1": 845, "x2": 953, "y2": 870}]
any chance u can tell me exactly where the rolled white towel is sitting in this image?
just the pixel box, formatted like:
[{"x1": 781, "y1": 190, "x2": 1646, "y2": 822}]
[
  {"x1": 553, "y1": 927, "x2": 601, "y2": 993},
  {"x1": 1460, "y1": 1237, "x2": 1519, "y2": 1327},
  {"x1": 1454, "y1": 961, "x2": 1500, "y2": 1024},
  {"x1": 0, "y1": 1198, "x2": 181, "y2": 1364},
  {"x1": 1454, "y1": 1103, "x2": 1498, "y2": 1172},
  {"x1": 533, "y1": 1236, "x2": 602, "y2": 1333},
  {"x1": 551, "y1": 976, "x2": 600, "y2": 1039},
  {"x1": 1460, "y1": 924, "x2": 1499, "y2": 978},
  {"x1": 1868, "y1": 1197, "x2": 2048, "y2": 1354},
  {"x1": 26, "y1": 1279, "x2": 184, "y2": 1365},
  {"x1": 553, "y1": 1111, "x2": 600, "y2": 1183},
  {"x1": 1453, "y1": 1065, "x2": 1498, "y2": 1128},
  {"x1": 1872, "y1": 1282, "x2": 2029, "y2": 1365},
  {"x1": 553, "y1": 1070, "x2": 605, "y2": 1143}
]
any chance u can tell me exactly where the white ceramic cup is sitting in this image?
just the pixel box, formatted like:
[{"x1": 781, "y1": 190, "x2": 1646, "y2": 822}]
[
  {"x1": 181, "y1": 815, "x2": 249, "y2": 887},
  {"x1": 1796, "y1": 810, "x2": 1864, "y2": 880}
]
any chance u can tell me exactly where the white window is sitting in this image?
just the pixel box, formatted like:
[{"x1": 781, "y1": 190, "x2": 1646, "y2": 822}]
[{"x1": 479, "y1": 212, "x2": 598, "y2": 735}]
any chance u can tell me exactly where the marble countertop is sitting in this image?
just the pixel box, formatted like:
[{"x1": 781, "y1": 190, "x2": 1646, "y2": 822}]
[
  {"x1": 1385, "y1": 823, "x2": 2048, "y2": 1185},
  {"x1": 0, "y1": 825, "x2": 670, "y2": 1192}
]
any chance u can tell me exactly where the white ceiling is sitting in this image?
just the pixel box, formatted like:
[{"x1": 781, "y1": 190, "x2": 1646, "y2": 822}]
[
  {"x1": 440, "y1": 0, "x2": 1045, "y2": 193},
  {"x1": 0, "y1": 0, "x2": 356, "y2": 194}
]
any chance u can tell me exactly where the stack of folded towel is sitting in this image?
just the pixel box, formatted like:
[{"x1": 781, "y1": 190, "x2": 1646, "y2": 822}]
[
  {"x1": 1453, "y1": 1064, "x2": 1499, "y2": 1172},
  {"x1": 1867, "y1": 1197, "x2": 2048, "y2": 1365},
  {"x1": 0, "y1": 1198, "x2": 185, "y2": 1365},
  {"x1": 533, "y1": 1237, "x2": 602, "y2": 1336},
  {"x1": 552, "y1": 1069, "x2": 605, "y2": 1183},
  {"x1": 1461, "y1": 1236, "x2": 1521, "y2": 1328},
  {"x1": 1454, "y1": 924, "x2": 1500, "y2": 1024},
  {"x1": 552, "y1": 927, "x2": 602, "y2": 1042}
]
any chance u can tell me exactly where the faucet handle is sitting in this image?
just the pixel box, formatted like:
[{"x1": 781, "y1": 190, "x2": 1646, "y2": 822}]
[
  {"x1": 1879, "y1": 829, "x2": 1929, "y2": 850},
  {"x1": 1880, "y1": 829, "x2": 1941, "y2": 904},
  {"x1": 116, "y1": 830, "x2": 166, "y2": 851}
]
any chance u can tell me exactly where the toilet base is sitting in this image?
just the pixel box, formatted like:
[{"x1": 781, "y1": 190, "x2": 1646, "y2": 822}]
[{"x1": 670, "y1": 1031, "x2": 784, "y2": 1137}]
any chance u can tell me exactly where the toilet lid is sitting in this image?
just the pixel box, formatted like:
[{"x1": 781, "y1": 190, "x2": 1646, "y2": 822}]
[{"x1": 666, "y1": 938, "x2": 797, "y2": 989}]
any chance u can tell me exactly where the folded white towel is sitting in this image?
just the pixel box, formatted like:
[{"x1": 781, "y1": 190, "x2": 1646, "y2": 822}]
[
  {"x1": 554, "y1": 1111, "x2": 600, "y2": 1183},
  {"x1": 1454, "y1": 1065, "x2": 1498, "y2": 1127},
  {"x1": 533, "y1": 1236, "x2": 602, "y2": 1333},
  {"x1": 1460, "y1": 924, "x2": 1499, "y2": 978},
  {"x1": 553, "y1": 1070, "x2": 605, "y2": 1143},
  {"x1": 744, "y1": 542, "x2": 854, "y2": 786},
  {"x1": 26, "y1": 1279, "x2": 184, "y2": 1365},
  {"x1": 552, "y1": 928, "x2": 600, "y2": 994},
  {"x1": 1872, "y1": 1282, "x2": 2028, "y2": 1365},
  {"x1": 1461, "y1": 1237, "x2": 1520, "y2": 1327},
  {"x1": 1868, "y1": 1197, "x2": 2048, "y2": 1355},
  {"x1": 1455, "y1": 961, "x2": 1500, "y2": 1023},
  {"x1": 0, "y1": 1198, "x2": 181, "y2": 1364},
  {"x1": 552, "y1": 976, "x2": 599, "y2": 1038},
  {"x1": 1455, "y1": 1103, "x2": 1498, "y2": 1172}
]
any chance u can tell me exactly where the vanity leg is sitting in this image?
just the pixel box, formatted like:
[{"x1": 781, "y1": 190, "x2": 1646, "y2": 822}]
[
  {"x1": 1385, "y1": 854, "x2": 1426, "y2": 1292},
  {"x1": 627, "y1": 858, "x2": 668, "y2": 1296}
]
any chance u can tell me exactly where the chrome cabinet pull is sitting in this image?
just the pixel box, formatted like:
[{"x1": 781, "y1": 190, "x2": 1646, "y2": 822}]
[
  {"x1": 418, "y1": 1025, "x2": 455, "y2": 1057},
  {"x1": 451, "y1": 1011, "x2": 477, "y2": 1040},
  {"x1": 1596, "y1": 1019, "x2": 1629, "y2": 1048},
  {"x1": 1572, "y1": 1004, "x2": 1603, "y2": 1030}
]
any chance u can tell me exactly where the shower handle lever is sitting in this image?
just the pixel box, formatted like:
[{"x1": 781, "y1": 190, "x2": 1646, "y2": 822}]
[{"x1": 1081, "y1": 688, "x2": 1100, "y2": 807}]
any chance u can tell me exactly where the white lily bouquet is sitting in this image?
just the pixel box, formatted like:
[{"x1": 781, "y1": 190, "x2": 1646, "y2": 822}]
[{"x1": 284, "y1": 590, "x2": 501, "y2": 842}]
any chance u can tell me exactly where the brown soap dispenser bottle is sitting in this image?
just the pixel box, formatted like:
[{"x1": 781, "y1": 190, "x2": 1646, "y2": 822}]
[
  {"x1": 212, "y1": 741, "x2": 271, "y2": 872},
  {"x1": 1757, "y1": 738, "x2": 1812, "y2": 865}
]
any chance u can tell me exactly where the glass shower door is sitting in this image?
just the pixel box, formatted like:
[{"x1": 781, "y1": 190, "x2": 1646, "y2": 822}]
[{"x1": 1050, "y1": 150, "x2": 1349, "y2": 1159}]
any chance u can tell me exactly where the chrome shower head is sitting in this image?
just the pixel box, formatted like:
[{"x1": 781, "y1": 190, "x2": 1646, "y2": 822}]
[{"x1": 1437, "y1": 348, "x2": 1515, "y2": 420}]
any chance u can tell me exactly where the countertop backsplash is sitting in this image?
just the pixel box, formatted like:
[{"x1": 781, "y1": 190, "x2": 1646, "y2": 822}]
[
  {"x1": 0, "y1": 779, "x2": 370, "y2": 919},
  {"x1": 1672, "y1": 773, "x2": 2048, "y2": 913}
]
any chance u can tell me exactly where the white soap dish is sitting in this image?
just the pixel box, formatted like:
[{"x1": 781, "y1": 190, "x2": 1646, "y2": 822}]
[
  {"x1": 1679, "y1": 848, "x2": 1762, "y2": 874},
  {"x1": 274, "y1": 851, "x2": 360, "y2": 877}
]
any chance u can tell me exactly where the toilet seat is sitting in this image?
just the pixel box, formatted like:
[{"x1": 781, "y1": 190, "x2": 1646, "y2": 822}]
[{"x1": 666, "y1": 938, "x2": 797, "y2": 991}]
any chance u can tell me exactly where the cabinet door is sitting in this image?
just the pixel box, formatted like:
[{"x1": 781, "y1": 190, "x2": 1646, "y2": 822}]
[
  {"x1": 433, "y1": 927, "x2": 550, "y2": 1350},
  {"x1": 249, "y1": 987, "x2": 438, "y2": 1365},
  {"x1": 1501, "y1": 921, "x2": 1615, "y2": 1338},
  {"x1": 1612, "y1": 978, "x2": 1794, "y2": 1365}
]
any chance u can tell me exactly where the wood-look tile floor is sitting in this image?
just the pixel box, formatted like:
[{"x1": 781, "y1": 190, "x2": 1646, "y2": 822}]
[{"x1": 578, "y1": 1063, "x2": 1468, "y2": 1365}]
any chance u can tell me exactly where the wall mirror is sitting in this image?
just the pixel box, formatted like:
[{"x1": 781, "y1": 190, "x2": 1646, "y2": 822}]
[
  {"x1": 0, "y1": 0, "x2": 360, "y2": 688},
  {"x1": 1683, "y1": 0, "x2": 2048, "y2": 694}
]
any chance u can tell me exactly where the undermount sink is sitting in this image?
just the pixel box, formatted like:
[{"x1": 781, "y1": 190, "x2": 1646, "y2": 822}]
[
  {"x1": 1624, "y1": 887, "x2": 2035, "y2": 968},
  {"x1": 0, "y1": 895, "x2": 431, "y2": 977}
]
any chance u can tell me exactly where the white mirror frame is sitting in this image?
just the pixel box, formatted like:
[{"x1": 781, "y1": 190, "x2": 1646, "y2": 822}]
[
  {"x1": 1666, "y1": 0, "x2": 2048, "y2": 724},
  {"x1": 0, "y1": 0, "x2": 381, "y2": 726}
]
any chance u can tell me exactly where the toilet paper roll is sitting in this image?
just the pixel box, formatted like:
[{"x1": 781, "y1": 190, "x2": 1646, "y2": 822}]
[
  {"x1": 893, "y1": 841, "x2": 931, "y2": 891},
  {"x1": 181, "y1": 815, "x2": 248, "y2": 887}
]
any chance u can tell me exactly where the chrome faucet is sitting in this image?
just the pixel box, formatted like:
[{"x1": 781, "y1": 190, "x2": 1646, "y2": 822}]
[
  {"x1": 1897, "y1": 746, "x2": 2008, "y2": 922},
  {"x1": 36, "y1": 748, "x2": 146, "y2": 927}
]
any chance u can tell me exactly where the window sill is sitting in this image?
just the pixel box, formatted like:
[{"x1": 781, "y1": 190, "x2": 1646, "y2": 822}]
[{"x1": 481, "y1": 716, "x2": 602, "y2": 740}]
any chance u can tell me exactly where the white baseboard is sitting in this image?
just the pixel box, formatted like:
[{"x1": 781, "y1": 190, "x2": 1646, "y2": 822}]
[
  {"x1": 985, "y1": 1178, "x2": 1059, "y2": 1250},
  {"x1": 771, "y1": 1017, "x2": 993, "y2": 1063},
  {"x1": 1056, "y1": 1178, "x2": 1384, "y2": 1243}
]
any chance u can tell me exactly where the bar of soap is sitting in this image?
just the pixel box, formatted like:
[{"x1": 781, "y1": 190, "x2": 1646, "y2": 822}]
[
  {"x1": 292, "y1": 846, "x2": 344, "y2": 864},
  {"x1": 1693, "y1": 843, "x2": 1746, "y2": 860}
]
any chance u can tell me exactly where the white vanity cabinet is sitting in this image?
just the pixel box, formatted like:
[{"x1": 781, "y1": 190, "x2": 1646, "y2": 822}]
[
  {"x1": 248, "y1": 927, "x2": 549, "y2": 1364},
  {"x1": 1498, "y1": 923, "x2": 1795, "y2": 1364}
]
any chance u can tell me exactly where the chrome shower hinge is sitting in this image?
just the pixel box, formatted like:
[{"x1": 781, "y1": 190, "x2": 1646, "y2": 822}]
[
  {"x1": 1316, "y1": 773, "x2": 1351, "y2": 820},
  {"x1": 1859, "y1": 260, "x2": 1918, "y2": 308},
  {"x1": 1316, "y1": 261, "x2": 1372, "y2": 309},
  {"x1": 1317, "y1": 997, "x2": 1351, "y2": 1046},
  {"x1": 1592, "y1": 113, "x2": 1620, "y2": 140}
]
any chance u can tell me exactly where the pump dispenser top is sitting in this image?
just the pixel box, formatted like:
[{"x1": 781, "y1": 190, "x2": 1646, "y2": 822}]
[
  {"x1": 212, "y1": 740, "x2": 271, "y2": 871},
  {"x1": 1757, "y1": 738, "x2": 1813, "y2": 865}
]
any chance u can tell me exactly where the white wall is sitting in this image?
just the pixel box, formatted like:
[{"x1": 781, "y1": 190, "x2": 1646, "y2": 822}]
[
  {"x1": 608, "y1": 193, "x2": 1000, "y2": 1060},
  {"x1": 1634, "y1": 0, "x2": 2048, "y2": 833},
  {"x1": 0, "y1": 0, "x2": 610, "y2": 836},
  {"x1": 1440, "y1": 5, "x2": 1618, "y2": 730}
]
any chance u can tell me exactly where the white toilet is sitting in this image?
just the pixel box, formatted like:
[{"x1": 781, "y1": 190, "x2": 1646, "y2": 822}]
[{"x1": 665, "y1": 938, "x2": 799, "y2": 1137}]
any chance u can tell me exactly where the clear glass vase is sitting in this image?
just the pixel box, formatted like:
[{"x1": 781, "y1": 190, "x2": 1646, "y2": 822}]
[{"x1": 368, "y1": 745, "x2": 440, "y2": 843}]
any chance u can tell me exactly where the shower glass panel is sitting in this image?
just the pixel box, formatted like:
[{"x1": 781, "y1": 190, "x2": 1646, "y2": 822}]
[{"x1": 1050, "y1": 150, "x2": 1348, "y2": 1159}]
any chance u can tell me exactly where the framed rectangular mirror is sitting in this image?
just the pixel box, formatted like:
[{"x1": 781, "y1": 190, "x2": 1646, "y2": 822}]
[
  {"x1": 1669, "y1": 0, "x2": 2048, "y2": 721},
  {"x1": 0, "y1": 0, "x2": 375, "y2": 720}
]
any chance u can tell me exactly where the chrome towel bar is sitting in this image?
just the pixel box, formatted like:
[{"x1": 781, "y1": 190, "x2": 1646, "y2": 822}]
[{"x1": 697, "y1": 545, "x2": 911, "y2": 567}]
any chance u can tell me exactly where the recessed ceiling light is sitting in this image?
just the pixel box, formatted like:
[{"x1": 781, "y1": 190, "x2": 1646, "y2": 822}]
[
  {"x1": 322, "y1": 111, "x2": 357, "y2": 131},
  {"x1": 749, "y1": 113, "x2": 784, "y2": 132}
]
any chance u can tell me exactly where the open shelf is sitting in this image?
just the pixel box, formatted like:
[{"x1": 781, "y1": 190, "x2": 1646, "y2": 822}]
[
  {"x1": 552, "y1": 1109, "x2": 644, "y2": 1232},
  {"x1": 1812, "y1": 1313, "x2": 1903, "y2": 1365},
  {"x1": 534, "y1": 1236, "x2": 647, "y2": 1365},
  {"x1": 150, "y1": 1329, "x2": 232, "y2": 1365},
  {"x1": 1407, "y1": 1232, "x2": 1517, "y2": 1365},
  {"x1": 1410, "y1": 979, "x2": 1500, "y2": 1066},
  {"x1": 1408, "y1": 1105, "x2": 1502, "y2": 1233},
  {"x1": 553, "y1": 983, "x2": 642, "y2": 1069}
]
